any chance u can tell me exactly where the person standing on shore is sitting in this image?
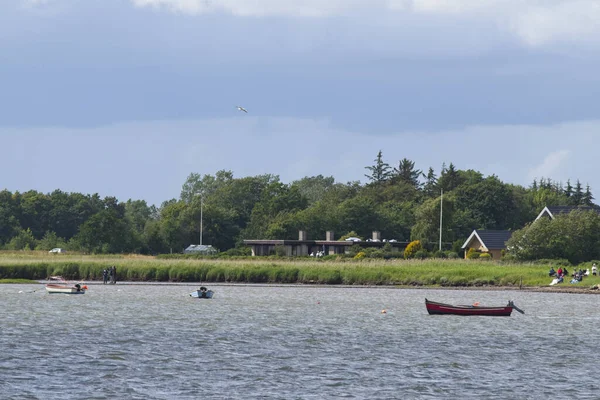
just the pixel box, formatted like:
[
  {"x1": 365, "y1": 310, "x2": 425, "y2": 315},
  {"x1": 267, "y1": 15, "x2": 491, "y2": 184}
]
[
  {"x1": 111, "y1": 265, "x2": 117, "y2": 284},
  {"x1": 102, "y1": 269, "x2": 108, "y2": 284}
]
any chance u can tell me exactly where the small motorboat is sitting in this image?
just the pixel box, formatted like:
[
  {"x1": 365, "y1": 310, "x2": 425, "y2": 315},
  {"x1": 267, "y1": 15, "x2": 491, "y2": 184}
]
[
  {"x1": 425, "y1": 298, "x2": 524, "y2": 316},
  {"x1": 45, "y1": 276, "x2": 87, "y2": 294},
  {"x1": 190, "y1": 286, "x2": 214, "y2": 299}
]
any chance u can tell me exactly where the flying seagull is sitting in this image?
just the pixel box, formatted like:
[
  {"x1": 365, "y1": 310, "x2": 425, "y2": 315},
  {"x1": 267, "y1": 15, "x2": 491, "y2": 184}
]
[{"x1": 236, "y1": 106, "x2": 248, "y2": 113}]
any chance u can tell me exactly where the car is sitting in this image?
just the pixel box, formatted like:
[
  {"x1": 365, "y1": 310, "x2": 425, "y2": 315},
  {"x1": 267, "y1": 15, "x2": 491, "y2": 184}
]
[
  {"x1": 344, "y1": 237, "x2": 362, "y2": 242},
  {"x1": 388, "y1": 239, "x2": 398, "y2": 243},
  {"x1": 49, "y1": 248, "x2": 66, "y2": 254}
]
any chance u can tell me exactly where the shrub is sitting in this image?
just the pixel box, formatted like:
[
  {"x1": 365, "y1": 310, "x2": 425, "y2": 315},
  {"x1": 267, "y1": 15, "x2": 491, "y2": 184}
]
[
  {"x1": 414, "y1": 249, "x2": 429, "y2": 259},
  {"x1": 432, "y1": 250, "x2": 447, "y2": 259},
  {"x1": 354, "y1": 251, "x2": 366, "y2": 260},
  {"x1": 274, "y1": 245, "x2": 287, "y2": 257},
  {"x1": 466, "y1": 248, "x2": 480, "y2": 259},
  {"x1": 404, "y1": 240, "x2": 422, "y2": 259},
  {"x1": 479, "y1": 253, "x2": 492, "y2": 260},
  {"x1": 446, "y1": 251, "x2": 459, "y2": 259}
]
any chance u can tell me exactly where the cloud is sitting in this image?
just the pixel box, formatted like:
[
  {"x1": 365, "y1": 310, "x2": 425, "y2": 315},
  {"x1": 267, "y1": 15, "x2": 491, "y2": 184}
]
[
  {"x1": 129, "y1": 0, "x2": 600, "y2": 47},
  {"x1": 528, "y1": 150, "x2": 572, "y2": 183}
]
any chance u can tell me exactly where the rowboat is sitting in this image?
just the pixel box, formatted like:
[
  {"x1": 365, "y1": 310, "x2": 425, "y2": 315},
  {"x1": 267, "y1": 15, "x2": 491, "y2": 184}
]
[
  {"x1": 425, "y1": 298, "x2": 524, "y2": 316},
  {"x1": 190, "y1": 287, "x2": 214, "y2": 299},
  {"x1": 45, "y1": 276, "x2": 87, "y2": 294}
]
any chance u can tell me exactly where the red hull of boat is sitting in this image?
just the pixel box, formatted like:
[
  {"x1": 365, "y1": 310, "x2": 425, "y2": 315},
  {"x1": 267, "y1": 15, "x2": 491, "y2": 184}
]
[{"x1": 425, "y1": 299, "x2": 513, "y2": 316}]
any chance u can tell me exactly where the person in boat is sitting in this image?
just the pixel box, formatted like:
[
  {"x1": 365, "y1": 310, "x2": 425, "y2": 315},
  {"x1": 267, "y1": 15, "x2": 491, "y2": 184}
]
[
  {"x1": 199, "y1": 286, "x2": 208, "y2": 298},
  {"x1": 549, "y1": 267, "x2": 556, "y2": 277},
  {"x1": 75, "y1": 283, "x2": 82, "y2": 292}
]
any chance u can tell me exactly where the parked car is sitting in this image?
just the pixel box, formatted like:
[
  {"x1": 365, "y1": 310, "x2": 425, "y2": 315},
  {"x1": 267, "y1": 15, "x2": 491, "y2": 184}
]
[
  {"x1": 49, "y1": 248, "x2": 66, "y2": 254},
  {"x1": 345, "y1": 237, "x2": 362, "y2": 242}
]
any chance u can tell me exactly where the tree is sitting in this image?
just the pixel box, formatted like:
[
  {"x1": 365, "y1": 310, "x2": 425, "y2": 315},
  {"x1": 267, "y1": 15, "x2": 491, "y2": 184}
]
[
  {"x1": 180, "y1": 170, "x2": 235, "y2": 203},
  {"x1": 573, "y1": 180, "x2": 584, "y2": 205},
  {"x1": 583, "y1": 184, "x2": 595, "y2": 206},
  {"x1": 36, "y1": 231, "x2": 66, "y2": 251},
  {"x1": 364, "y1": 150, "x2": 392, "y2": 184},
  {"x1": 423, "y1": 167, "x2": 438, "y2": 198},
  {"x1": 438, "y1": 163, "x2": 462, "y2": 192},
  {"x1": 291, "y1": 175, "x2": 336, "y2": 205},
  {"x1": 7, "y1": 228, "x2": 36, "y2": 250},
  {"x1": 392, "y1": 158, "x2": 422, "y2": 189},
  {"x1": 564, "y1": 179, "x2": 573, "y2": 199},
  {"x1": 506, "y1": 210, "x2": 600, "y2": 263}
]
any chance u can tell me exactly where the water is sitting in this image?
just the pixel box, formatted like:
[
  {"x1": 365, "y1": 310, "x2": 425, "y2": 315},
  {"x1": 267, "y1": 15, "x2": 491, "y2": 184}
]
[{"x1": 2, "y1": 283, "x2": 600, "y2": 399}]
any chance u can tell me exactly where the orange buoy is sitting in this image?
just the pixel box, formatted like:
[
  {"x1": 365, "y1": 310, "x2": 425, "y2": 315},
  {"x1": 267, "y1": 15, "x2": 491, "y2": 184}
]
[{"x1": 83, "y1": 285, "x2": 88, "y2": 290}]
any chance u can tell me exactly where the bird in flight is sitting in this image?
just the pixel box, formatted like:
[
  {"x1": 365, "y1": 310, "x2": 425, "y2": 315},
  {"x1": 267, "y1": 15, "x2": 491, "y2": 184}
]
[{"x1": 236, "y1": 106, "x2": 248, "y2": 113}]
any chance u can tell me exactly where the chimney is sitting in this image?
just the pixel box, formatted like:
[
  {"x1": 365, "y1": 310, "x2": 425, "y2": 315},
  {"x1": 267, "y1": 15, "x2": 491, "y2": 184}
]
[
  {"x1": 299, "y1": 230, "x2": 307, "y2": 241},
  {"x1": 326, "y1": 231, "x2": 335, "y2": 241},
  {"x1": 372, "y1": 231, "x2": 381, "y2": 241}
]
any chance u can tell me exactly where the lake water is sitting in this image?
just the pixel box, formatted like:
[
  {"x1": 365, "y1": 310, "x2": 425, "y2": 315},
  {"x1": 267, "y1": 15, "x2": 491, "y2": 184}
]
[{"x1": 1, "y1": 283, "x2": 600, "y2": 399}]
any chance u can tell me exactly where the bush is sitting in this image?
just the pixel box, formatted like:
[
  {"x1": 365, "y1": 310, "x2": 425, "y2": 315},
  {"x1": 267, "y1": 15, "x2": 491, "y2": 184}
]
[
  {"x1": 432, "y1": 250, "x2": 447, "y2": 259},
  {"x1": 446, "y1": 251, "x2": 459, "y2": 259},
  {"x1": 479, "y1": 253, "x2": 492, "y2": 260},
  {"x1": 404, "y1": 240, "x2": 422, "y2": 259},
  {"x1": 466, "y1": 248, "x2": 480, "y2": 259},
  {"x1": 354, "y1": 251, "x2": 366, "y2": 260},
  {"x1": 414, "y1": 249, "x2": 428, "y2": 259},
  {"x1": 274, "y1": 245, "x2": 287, "y2": 257}
]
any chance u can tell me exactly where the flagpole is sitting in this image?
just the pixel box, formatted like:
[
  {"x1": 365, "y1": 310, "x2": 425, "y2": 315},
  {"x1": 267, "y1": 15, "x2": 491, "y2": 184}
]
[{"x1": 439, "y1": 189, "x2": 443, "y2": 252}]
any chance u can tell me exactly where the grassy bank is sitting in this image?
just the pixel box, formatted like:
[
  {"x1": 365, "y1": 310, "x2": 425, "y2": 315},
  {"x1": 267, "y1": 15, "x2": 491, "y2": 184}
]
[{"x1": 0, "y1": 252, "x2": 595, "y2": 287}]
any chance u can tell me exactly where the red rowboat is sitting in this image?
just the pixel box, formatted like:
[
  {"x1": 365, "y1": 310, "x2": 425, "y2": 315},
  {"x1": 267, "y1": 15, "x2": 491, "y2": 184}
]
[{"x1": 425, "y1": 298, "x2": 524, "y2": 316}]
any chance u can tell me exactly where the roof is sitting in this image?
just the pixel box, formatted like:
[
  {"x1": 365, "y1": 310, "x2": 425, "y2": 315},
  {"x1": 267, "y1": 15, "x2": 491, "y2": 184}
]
[
  {"x1": 184, "y1": 244, "x2": 217, "y2": 253},
  {"x1": 461, "y1": 230, "x2": 513, "y2": 250},
  {"x1": 535, "y1": 205, "x2": 600, "y2": 220}
]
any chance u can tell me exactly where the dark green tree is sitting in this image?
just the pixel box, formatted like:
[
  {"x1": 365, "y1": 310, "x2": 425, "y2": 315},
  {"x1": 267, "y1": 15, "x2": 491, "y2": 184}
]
[
  {"x1": 364, "y1": 150, "x2": 392, "y2": 184},
  {"x1": 392, "y1": 158, "x2": 422, "y2": 189}
]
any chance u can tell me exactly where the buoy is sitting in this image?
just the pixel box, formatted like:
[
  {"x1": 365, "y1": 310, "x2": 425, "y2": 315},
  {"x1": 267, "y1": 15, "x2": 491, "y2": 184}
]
[
  {"x1": 381, "y1": 309, "x2": 387, "y2": 314},
  {"x1": 473, "y1": 302, "x2": 480, "y2": 306},
  {"x1": 83, "y1": 285, "x2": 88, "y2": 290}
]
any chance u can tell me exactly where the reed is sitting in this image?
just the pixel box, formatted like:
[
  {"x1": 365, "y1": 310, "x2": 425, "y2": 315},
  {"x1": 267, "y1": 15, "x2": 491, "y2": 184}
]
[{"x1": 0, "y1": 253, "x2": 595, "y2": 287}]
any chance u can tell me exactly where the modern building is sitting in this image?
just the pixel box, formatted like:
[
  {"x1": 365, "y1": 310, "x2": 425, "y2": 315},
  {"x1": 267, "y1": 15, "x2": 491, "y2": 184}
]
[{"x1": 243, "y1": 231, "x2": 408, "y2": 257}]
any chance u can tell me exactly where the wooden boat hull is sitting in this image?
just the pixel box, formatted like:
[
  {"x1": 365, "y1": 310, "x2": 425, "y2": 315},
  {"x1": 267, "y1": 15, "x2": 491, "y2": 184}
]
[
  {"x1": 190, "y1": 290, "x2": 214, "y2": 299},
  {"x1": 45, "y1": 284, "x2": 86, "y2": 294},
  {"x1": 425, "y1": 298, "x2": 513, "y2": 316}
]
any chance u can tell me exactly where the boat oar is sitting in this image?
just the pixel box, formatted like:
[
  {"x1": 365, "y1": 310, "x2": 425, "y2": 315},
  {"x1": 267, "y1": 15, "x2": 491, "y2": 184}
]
[
  {"x1": 19, "y1": 288, "x2": 41, "y2": 293},
  {"x1": 509, "y1": 300, "x2": 525, "y2": 314}
]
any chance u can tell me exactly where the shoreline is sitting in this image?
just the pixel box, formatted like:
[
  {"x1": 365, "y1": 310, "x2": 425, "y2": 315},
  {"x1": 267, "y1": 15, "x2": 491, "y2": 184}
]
[{"x1": 23, "y1": 280, "x2": 600, "y2": 294}]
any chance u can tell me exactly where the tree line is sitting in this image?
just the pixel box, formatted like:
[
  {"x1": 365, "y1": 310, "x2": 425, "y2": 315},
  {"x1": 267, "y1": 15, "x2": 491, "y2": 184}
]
[{"x1": 0, "y1": 151, "x2": 595, "y2": 257}]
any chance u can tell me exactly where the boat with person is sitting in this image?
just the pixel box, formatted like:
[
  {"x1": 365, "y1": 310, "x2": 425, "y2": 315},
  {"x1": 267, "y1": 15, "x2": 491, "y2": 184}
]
[
  {"x1": 190, "y1": 286, "x2": 214, "y2": 299},
  {"x1": 45, "y1": 276, "x2": 87, "y2": 294},
  {"x1": 425, "y1": 298, "x2": 524, "y2": 316}
]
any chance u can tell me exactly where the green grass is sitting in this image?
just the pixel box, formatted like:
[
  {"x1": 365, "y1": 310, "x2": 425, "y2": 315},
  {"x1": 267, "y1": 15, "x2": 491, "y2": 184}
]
[
  {"x1": 0, "y1": 251, "x2": 595, "y2": 287},
  {"x1": 0, "y1": 278, "x2": 40, "y2": 284}
]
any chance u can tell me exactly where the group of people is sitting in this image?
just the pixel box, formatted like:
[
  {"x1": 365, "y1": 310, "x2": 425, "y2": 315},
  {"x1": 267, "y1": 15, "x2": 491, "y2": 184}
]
[
  {"x1": 549, "y1": 263, "x2": 597, "y2": 285},
  {"x1": 102, "y1": 266, "x2": 117, "y2": 284}
]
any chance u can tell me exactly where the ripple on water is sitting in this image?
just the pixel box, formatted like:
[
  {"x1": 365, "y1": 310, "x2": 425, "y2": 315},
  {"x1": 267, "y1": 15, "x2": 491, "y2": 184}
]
[{"x1": 3, "y1": 285, "x2": 600, "y2": 398}]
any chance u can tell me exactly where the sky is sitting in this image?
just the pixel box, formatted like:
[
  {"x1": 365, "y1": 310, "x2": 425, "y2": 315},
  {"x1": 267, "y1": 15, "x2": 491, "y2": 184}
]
[{"x1": 2, "y1": 0, "x2": 600, "y2": 206}]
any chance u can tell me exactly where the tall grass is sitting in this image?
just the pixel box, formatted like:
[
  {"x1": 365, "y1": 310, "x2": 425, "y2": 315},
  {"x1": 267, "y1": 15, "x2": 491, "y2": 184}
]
[{"x1": 0, "y1": 252, "x2": 586, "y2": 287}]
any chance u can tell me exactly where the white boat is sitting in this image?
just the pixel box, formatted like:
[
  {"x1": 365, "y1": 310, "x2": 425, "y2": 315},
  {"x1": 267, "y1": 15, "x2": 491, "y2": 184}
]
[
  {"x1": 45, "y1": 276, "x2": 87, "y2": 294},
  {"x1": 190, "y1": 287, "x2": 214, "y2": 299}
]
